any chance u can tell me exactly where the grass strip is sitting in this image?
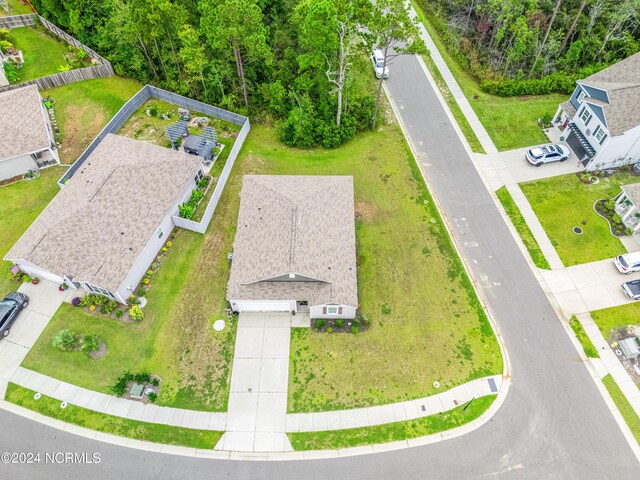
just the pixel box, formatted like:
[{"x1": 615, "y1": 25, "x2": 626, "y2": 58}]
[
  {"x1": 568, "y1": 316, "x2": 599, "y2": 358},
  {"x1": 5, "y1": 383, "x2": 221, "y2": 449},
  {"x1": 496, "y1": 186, "x2": 550, "y2": 270},
  {"x1": 601, "y1": 375, "x2": 640, "y2": 446},
  {"x1": 288, "y1": 395, "x2": 495, "y2": 450}
]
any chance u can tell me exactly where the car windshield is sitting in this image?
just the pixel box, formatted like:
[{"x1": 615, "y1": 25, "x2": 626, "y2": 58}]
[
  {"x1": 0, "y1": 306, "x2": 13, "y2": 326},
  {"x1": 619, "y1": 256, "x2": 629, "y2": 267},
  {"x1": 375, "y1": 59, "x2": 384, "y2": 68}
]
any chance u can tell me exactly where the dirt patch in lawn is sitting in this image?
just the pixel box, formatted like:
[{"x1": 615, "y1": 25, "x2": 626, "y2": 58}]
[
  {"x1": 355, "y1": 202, "x2": 380, "y2": 223},
  {"x1": 88, "y1": 341, "x2": 107, "y2": 360},
  {"x1": 57, "y1": 105, "x2": 105, "y2": 163}
]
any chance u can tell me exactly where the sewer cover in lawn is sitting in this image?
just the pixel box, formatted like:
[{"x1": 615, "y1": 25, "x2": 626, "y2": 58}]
[
  {"x1": 213, "y1": 320, "x2": 226, "y2": 331},
  {"x1": 573, "y1": 227, "x2": 583, "y2": 235}
]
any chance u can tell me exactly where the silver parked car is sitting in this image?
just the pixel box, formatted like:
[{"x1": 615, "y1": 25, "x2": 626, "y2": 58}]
[
  {"x1": 370, "y1": 49, "x2": 389, "y2": 79},
  {"x1": 525, "y1": 144, "x2": 570, "y2": 166},
  {"x1": 0, "y1": 292, "x2": 29, "y2": 339}
]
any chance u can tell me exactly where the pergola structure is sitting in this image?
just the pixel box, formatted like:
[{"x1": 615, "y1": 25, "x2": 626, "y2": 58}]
[{"x1": 165, "y1": 120, "x2": 217, "y2": 161}]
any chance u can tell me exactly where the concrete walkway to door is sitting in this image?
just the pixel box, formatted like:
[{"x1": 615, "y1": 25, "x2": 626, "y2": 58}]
[{"x1": 215, "y1": 312, "x2": 308, "y2": 452}]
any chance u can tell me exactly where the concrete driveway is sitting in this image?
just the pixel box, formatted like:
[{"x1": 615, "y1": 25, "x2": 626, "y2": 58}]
[{"x1": 541, "y1": 259, "x2": 640, "y2": 315}]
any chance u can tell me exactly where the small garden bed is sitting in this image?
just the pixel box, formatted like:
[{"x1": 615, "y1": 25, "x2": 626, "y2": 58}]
[
  {"x1": 51, "y1": 329, "x2": 106, "y2": 360},
  {"x1": 112, "y1": 371, "x2": 161, "y2": 404},
  {"x1": 312, "y1": 313, "x2": 371, "y2": 334},
  {"x1": 178, "y1": 175, "x2": 213, "y2": 220},
  {"x1": 593, "y1": 199, "x2": 632, "y2": 238},
  {"x1": 70, "y1": 293, "x2": 143, "y2": 323}
]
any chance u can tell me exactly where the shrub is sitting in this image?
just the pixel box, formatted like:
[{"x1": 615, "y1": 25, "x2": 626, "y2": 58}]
[
  {"x1": 151, "y1": 378, "x2": 160, "y2": 387},
  {"x1": 149, "y1": 106, "x2": 158, "y2": 117},
  {"x1": 133, "y1": 372, "x2": 151, "y2": 383},
  {"x1": 151, "y1": 262, "x2": 159, "y2": 270},
  {"x1": 143, "y1": 278, "x2": 151, "y2": 285},
  {"x1": 361, "y1": 315, "x2": 371, "y2": 327},
  {"x1": 105, "y1": 300, "x2": 118, "y2": 314},
  {"x1": 315, "y1": 319, "x2": 326, "y2": 329},
  {"x1": 480, "y1": 72, "x2": 578, "y2": 97},
  {"x1": 100, "y1": 306, "x2": 108, "y2": 315},
  {"x1": 166, "y1": 241, "x2": 172, "y2": 248},
  {"x1": 71, "y1": 297, "x2": 81, "y2": 307},
  {"x1": 335, "y1": 319, "x2": 344, "y2": 328},
  {"x1": 89, "y1": 305, "x2": 96, "y2": 311},
  {"x1": 146, "y1": 270, "x2": 153, "y2": 276},
  {"x1": 129, "y1": 305, "x2": 144, "y2": 321},
  {"x1": 137, "y1": 289, "x2": 146, "y2": 297},
  {"x1": 0, "y1": 39, "x2": 12, "y2": 54},
  {"x1": 3, "y1": 61, "x2": 18, "y2": 84},
  {"x1": 351, "y1": 325, "x2": 359, "y2": 334},
  {"x1": 52, "y1": 329, "x2": 78, "y2": 351},
  {"x1": 327, "y1": 327, "x2": 333, "y2": 333},
  {"x1": 178, "y1": 203, "x2": 194, "y2": 219},
  {"x1": 352, "y1": 317, "x2": 360, "y2": 326},
  {"x1": 197, "y1": 177, "x2": 210, "y2": 189},
  {"x1": 115, "y1": 310, "x2": 124, "y2": 318},
  {"x1": 612, "y1": 214, "x2": 623, "y2": 225},
  {"x1": 147, "y1": 392, "x2": 157, "y2": 403},
  {"x1": 22, "y1": 275, "x2": 31, "y2": 284},
  {"x1": 82, "y1": 335, "x2": 100, "y2": 354},
  {"x1": 625, "y1": 228, "x2": 633, "y2": 235},
  {"x1": 605, "y1": 199, "x2": 616, "y2": 211},
  {"x1": 161, "y1": 247, "x2": 167, "y2": 253},
  {"x1": 189, "y1": 189, "x2": 204, "y2": 205}
]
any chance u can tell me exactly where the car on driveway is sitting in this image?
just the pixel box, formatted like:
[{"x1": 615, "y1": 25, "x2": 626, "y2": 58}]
[
  {"x1": 622, "y1": 279, "x2": 640, "y2": 300},
  {"x1": 0, "y1": 292, "x2": 29, "y2": 339},
  {"x1": 614, "y1": 252, "x2": 640, "y2": 274},
  {"x1": 370, "y1": 49, "x2": 389, "y2": 79},
  {"x1": 525, "y1": 144, "x2": 570, "y2": 166}
]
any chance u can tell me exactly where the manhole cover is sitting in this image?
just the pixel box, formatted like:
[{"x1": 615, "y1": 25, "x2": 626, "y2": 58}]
[
  {"x1": 213, "y1": 319, "x2": 226, "y2": 331},
  {"x1": 33, "y1": 392, "x2": 41, "y2": 400},
  {"x1": 433, "y1": 381, "x2": 440, "y2": 388},
  {"x1": 60, "y1": 401, "x2": 68, "y2": 409},
  {"x1": 572, "y1": 227, "x2": 583, "y2": 235}
]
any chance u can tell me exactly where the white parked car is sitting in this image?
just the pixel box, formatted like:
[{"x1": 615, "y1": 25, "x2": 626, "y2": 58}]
[
  {"x1": 525, "y1": 144, "x2": 570, "y2": 166},
  {"x1": 614, "y1": 252, "x2": 640, "y2": 274},
  {"x1": 370, "y1": 49, "x2": 389, "y2": 79}
]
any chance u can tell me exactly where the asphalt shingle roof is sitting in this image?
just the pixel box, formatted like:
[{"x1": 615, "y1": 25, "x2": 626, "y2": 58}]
[
  {"x1": 579, "y1": 51, "x2": 640, "y2": 136},
  {"x1": 227, "y1": 175, "x2": 358, "y2": 307},
  {"x1": 5, "y1": 134, "x2": 202, "y2": 293},
  {"x1": 0, "y1": 85, "x2": 51, "y2": 162}
]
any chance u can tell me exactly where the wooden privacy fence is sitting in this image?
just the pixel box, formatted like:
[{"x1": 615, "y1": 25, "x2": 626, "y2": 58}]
[
  {"x1": 0, "y1": 14, "x2": 114, "y2": 93},
  {"x1": 58, "y1": 85, "x2": 250, "y2": 234}
]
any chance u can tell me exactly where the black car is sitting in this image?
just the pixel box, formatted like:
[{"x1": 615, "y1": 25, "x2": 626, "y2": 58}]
[{"x1": 0, "y1": 292, "x2": 29, "y2": 339}]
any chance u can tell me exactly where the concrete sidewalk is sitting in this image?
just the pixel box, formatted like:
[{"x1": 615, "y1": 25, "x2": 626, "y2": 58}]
[{"x1": 285, "y1": 375, "x2": 501, "y2": 433}]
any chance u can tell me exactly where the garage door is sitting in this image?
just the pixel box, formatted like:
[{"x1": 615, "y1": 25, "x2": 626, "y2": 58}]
[
  {"x1": 19, "y1": 265, "x2": 64, "y2": 284},
  {"x1": 234, "y1": 300, "x2": 292, "y2": 312}
]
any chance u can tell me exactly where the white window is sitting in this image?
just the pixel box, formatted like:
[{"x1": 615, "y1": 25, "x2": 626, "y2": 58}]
[
  {"x1": 594, "y1": 126, "x2": 607, "y2": 144},
  {"x1": 328, "y1": 306, "x2": 338, "y2": 315},
  {"x1": 579, "y1": 107, "x2": 592, "y2": 125},
  {"x1": 577, "y1": 90, "x2": 587, "y2": 102},
  {"x1": 194, "y1": 169, "x2": 204, "y2": 183},
  {"x1": 157, "y1": 227, "x2": 164, "y2": 239}
]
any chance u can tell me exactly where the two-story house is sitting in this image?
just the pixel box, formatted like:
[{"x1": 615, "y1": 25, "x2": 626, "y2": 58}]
[{"x1": 553, "y1": 51, "x2": 640, "y2": 172}]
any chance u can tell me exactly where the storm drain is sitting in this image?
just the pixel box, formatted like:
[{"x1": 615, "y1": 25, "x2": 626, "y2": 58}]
[{"x1": 487, "y1": 378, "x2": 498, "y2": 393}]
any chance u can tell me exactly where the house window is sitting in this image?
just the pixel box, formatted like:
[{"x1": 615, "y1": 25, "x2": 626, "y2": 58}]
[
  {"x1": 577, "y1": 90, "x2": 587, "y2": 102},
  {"x1": 579, "y1": 107, "x2": 592, "y2": 125},
  {"x1": 594, "y1": 127, "x2": 607, "y2": 144},
  {"x1": 84, "y1": 283, "x2": 116, "y2": 300},
  {"x1": 194, "y1": 169, "x2": 204, "y2": 183},
  {"x1": 157, "y1": 227, "x2": 164, "y2": 239}
]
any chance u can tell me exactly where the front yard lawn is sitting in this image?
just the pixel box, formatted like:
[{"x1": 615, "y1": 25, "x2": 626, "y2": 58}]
[
  {"x1": 0, "y1": 166, "x2": 66, "y2": 298},
  {"x1": 230, "y1": 125, "x2": 502, "y2": 412},
  {"x1": 43, "y1": 77, "x2": 143, "y2": 163},
  {"x1": 496, "y1": 186, "x2": 550, "y2": 269},
  {"x1": 3, "y1": 0, "x2": 32, "y2": 15},
  {"x1": 23, "y1": 224, "x2": 238, "y2": 411},
  {"x1": 520, "y1": 172, "x2": 637, "y2": 266},
  {"x1": 9, "y1": 27, "x2": 71, "y2": 82},
  {"x1": 411, "y1": 0, "x2": 565, "y2": 152},
  {"x1": 591, "y1": 303, "x2": 640, "y2": 341},
  {"x1": 601, "y1": 375, "x2": 640, "y2": 446},
  {"x1": 288, "y1": 395, "x2": 495, "y2": 450},
  {"x1": 5, "y1": 383, "x2": 221, "y2": 449}
]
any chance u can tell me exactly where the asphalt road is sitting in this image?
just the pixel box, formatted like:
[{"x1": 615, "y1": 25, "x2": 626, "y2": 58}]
[{"x1": 1, "y1": 53, "x2": 639, "y2": 479}]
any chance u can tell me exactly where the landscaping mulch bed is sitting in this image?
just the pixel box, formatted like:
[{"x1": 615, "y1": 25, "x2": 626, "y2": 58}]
[
  {"x1": 311, "y1": 311, "x2": 371, "y2": 334},
  {"x1": 88, "y1": 340, "x2": 107, "y2": 360},
  {"x1": 593, "y1": 199, "x2": 629, "y2": 238}
]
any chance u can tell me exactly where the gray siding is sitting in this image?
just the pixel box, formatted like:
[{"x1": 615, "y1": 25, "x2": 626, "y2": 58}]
[
  {"x1": 580, "y1": 84, "x2": 609, "y2": 103},
  {"x1": 585, "y1": 102, "x2": 607, "y2": 128},
  {"x1": 569, "y1": 86, "x2": 584, "y2": 110},
  {"x1": 0, "y1": 154, "x2": 38, "y2": 181}
]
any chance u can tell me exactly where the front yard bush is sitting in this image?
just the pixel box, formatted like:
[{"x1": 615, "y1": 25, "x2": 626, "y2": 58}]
[
  {"x1": 82, "y1": 334, "x2": 100, "y2": 355},
  {"x1": 52, "y1": 329, "x2": 78, "y2": 352},
  {"x1": 129, "y1": 305, "x2": 144, "y2": 321}
]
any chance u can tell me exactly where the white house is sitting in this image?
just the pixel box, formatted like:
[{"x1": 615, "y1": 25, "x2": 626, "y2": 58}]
[
  {"x1": 227, "y1": 175, "x2": 358, "y2": 319},
  {"x1": 554, "y1": 51, "x2": 640, "y2": 171},
  {"x1": 614, "y1": 184, "x2": 640, "y2": 233},
  {"x1": 5, "y1": 134, "x2": 203, "y2": 303},
  {"x1": 0, "y1": 84, "x2": 59, "y2": 182}
]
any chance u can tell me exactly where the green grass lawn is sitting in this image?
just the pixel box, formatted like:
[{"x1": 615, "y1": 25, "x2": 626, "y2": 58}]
[
  {"x1": 520, "y1": 173, "x2": 636, "y2": 266},
  {"x1": 569, "y1": 316, "x2": 599, "y2": 358},
  {"x1": 9, "y1": 27, "x2": 71, "y2": 82},
  {"x1": 411, "y1": 1, "x2": 565, "y2": 152},
  {"x1": 288, "y1": 395, "x2": 495, "y2": 450},
  {"x1": 1, "y1": 0, "x2": 33, "y2": 16},
  {"x1": 5, "y1": 383, "x2": 221, "y2": 449},
  {"x1": 0, "y1": 167, "x2": 66, "y2": 298},
  {"x1": 601, "y1": 375, "x2": 640, "y2": 446},
  {"x1": 23, "y1": 223, "x2": 238, "y2": 411},
  {"x1": 495, "y1": 186, "x2": 550, "y2": 269},
  {"x1": 43, "y1": 77, "x2": 143, "y2": 163},
  {"x1": 227, "y1": 125, "x2": 502, "y2": 412},
  {"x1": 591, "y1": 303, "x2": 640, "y2": 341}
]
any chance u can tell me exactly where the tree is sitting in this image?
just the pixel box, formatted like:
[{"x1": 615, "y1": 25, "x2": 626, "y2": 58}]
[
  {"x1": 366, "y1": 0, "x2": 419, "y2": 129},
  {"x1": 529, "y1": 0, "x2": 563, "y2": 78},
  {"x1": 560, "y1": 0, "x2": 589, "y2": 53},
  {"x1": 200, "y1": 0, "x2": 272, "y2": 108},
  {"x1": 178, "y1": 25, "x2": 209, "y2": 97}
]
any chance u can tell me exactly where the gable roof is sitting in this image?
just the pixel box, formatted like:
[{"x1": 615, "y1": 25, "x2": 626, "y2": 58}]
[
  {"x1": 227, "y1": 175, "x2": 358, "y2": 307},
  {"x1": 5, "y1": 134, "x2": 202, "y2": 293},
  {"x1": 622, "y1": 183, "x2": 640, "y2": 209},
  {"x1": 0, "y1": 85, "x2": 52, "y2": 162},
  {"x1": 578, "y1": 52, "x2": 640, "y2": 136}
]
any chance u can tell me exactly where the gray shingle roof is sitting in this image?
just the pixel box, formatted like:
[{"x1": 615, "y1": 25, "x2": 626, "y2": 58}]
[
  {"x1": 227, "y1": 175, "x2": 358, "y2": 307},
  {"x1": 579, "y1": 52, "x2": 640, "y2": 136},
  {"x1": 0, "y1": 85, "x2": 51, "y2": 162},
  {"x1": 5, "y1": 134, "x2": 202, "y2": 293}
]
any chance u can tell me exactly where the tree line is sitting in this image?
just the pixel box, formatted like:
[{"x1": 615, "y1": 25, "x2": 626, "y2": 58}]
[
  {"x1": 30, "y1": 0, "x2": 420, "y2": 148},
  {"x1": 418, "y1": 0, "x2": 639, "y2": 91}
]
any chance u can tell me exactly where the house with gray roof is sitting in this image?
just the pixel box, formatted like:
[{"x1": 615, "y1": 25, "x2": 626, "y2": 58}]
[
  {"x1": 5, "y1": 133, "x2": 203, "y2": 303},
  {"x1": 228, "y1": 175, "x2": 358, "y2": 319},
  {"x1": 614, "y1": 183, "x2": 640, "y2": 233},
  {"x1": 0, "y1": 84, "x2": 59, "y2": 183},
  {"x1": 554, "y1": 51, "x2": 640, "y2": 171}
]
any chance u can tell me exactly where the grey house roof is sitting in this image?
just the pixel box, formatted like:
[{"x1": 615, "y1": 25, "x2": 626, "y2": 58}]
[
  {"x1": 0, "y1": 85, "x2": 52, "y2": 162},
  {"x1": 5, "y1": 134, "x2": 202, "y2": 293},
  {"x1": 228, "y1": 175, "x2": 358, "y2": 307},
  {"x1": 579, "y1": 52, "x2": 640, "y2": 136}
]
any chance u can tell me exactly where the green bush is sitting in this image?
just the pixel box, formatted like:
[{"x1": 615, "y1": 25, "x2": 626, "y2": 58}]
[
  {"x1": 129, "y1": 305, "x2": 144, "y2": 321},
  {"x1": 480, "y1": 72, "x2": 577, "y2": 97},
  {"x1": 3, "y1": 61, "x2": 19, "y2": 84},
  {"x1": 115, "y1": 310, "x2": 124, "y2": 318},
  {"x1": 335, "y1": 319, "x2": 344, "y2": 328},
  {"x1": 178, "y1": 203, "x2": 194, "y2": 219},
  {"x1": 100, "y1": 306, "x2": 108, "y2": 315},
  {"x1": 82, "y1": 335, "x2": 100, "y2": 354},
  {"x1": 137, "y1": 289, "x2": 146, "y2": 297},
  {"x1": 351, "y1": 325, "x2": 359, "y2": 334},
  {"x1": 189, "y1": 188, "x2": 204, "y2": 205},
  {"x1": 361, "y1": 315, "x2": 371, "y2": 327},
  {"x1": 327, "y1": 327, "x2": 333, "y2": 333},
  {"x1": 52, "y1": 329, "x2": 79, "y2": 352},
  {"x1": 147, "y1": 392, "x2": 157, "y2": 403},
  {"x1": 315, "y1": 319, "x2": 326, "y2": 329}
]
